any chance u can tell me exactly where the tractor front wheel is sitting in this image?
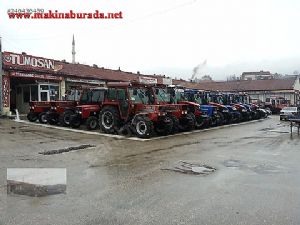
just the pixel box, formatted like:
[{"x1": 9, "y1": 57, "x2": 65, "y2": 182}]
[
  {"x1": 169, "y1": 115, "x2": 179, "y2": 134},
  {"x1": 216, "y1": 112, "x2": 224, "y2": 126},
  {"x1": 195, "y1": 116, "x2": 206, "y2": 129},
  {"x1": 179, "y1": 113, "x2": 195, "y2": 131},
  {"x1": 27, "y1": 112, "x2": 38, "y2": 122},
  {"x1": 132, "y1": 116, "x2": 154, "y2": 138},
  {"x1": 86, "y1": 116, "x2": 99, "y2": 130},
  {"x1": 38, "y1": 112, "x2": 48, "y2": 124},
  {"x1": 59, "y1": 110, "x2": 73, "y2": 126},
  {"x1": 48, "y1": 115, "x2": 58, "y2": 125},
  {"x1": 155, "y1": 115, "x2": 173, "y2": 136}
]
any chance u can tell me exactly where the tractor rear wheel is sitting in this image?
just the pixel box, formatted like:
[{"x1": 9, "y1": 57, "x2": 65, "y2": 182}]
[
  {"x1": 38, "y1": 112, "x2": 48, "y2": 124},
  {"x1": 99, "y1": 106, "x2": 121, "y2": 134},
  {"x1": 132, "y1": 115, "x2": 154, "y2": 138},
  {"x1": 59, "y1": 110, "x2": 73, "y2": 126},
  {"x1": 155, "y1": 115, "x2": 173, "y2": 136},
  {"x1": 86, "y1": 116, "x2": 99, "y2": 130},
  {"x1": 27, "y1": 112, "x2": 38, "y2": 122}
]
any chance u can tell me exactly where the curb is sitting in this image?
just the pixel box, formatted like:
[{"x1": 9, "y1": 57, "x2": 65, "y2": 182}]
[{"x1": 13, "y1": 117, "x2": 269, "y2": 142}]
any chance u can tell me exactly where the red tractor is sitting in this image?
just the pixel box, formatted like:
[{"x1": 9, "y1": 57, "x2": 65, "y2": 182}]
[
  {"x1": 27, "y1": 101, "x2": 52, "y2": 123},
  {"x1": 167, "y1": 85, "x2": 210, "y2": 129},
  {"x1": 98, "y1": 81, "x2": 194, "y2": 138},
  {"x1": 68, "y1": 88, "x2": 107, "y2": 130},
  {"x1": 46, "y1": 89, "x2": 81, "y2": 126},
  {"x1": 264, "y1": 96, "x2": 290, "y2": 114},
  {"x1": 151, "y1": 85, "x2": 196, "y2": 132}
]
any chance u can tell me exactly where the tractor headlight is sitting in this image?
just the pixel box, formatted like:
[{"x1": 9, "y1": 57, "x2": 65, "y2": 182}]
[
  {"x1": 30, "y1": 106, "x2": 34, "y2": 110},
  {"x1": 182, "y1": 110, "x2": 188, "y2": 114},
  {"x1": 75, "y1": 108, "x2": 82, "y2": 114},
  {"x1": 51, "y1": 106, "x2": 57, "y2": 110}
]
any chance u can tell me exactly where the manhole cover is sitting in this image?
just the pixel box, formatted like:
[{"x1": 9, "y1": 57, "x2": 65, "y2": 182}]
[{"x1": 162, "y1": 161, "x2": 216, "y2": 175}]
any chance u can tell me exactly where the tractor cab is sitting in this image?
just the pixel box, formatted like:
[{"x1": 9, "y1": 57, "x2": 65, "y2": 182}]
[{"x1": 208, "y1": 92, "x2": 232, "y2": 124}]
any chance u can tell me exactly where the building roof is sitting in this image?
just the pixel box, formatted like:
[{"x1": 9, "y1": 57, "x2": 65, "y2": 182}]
[
  {"x1": 2, "y1": 51, "x2": 167, "y2": 84},
  {"x1": 173, "y1": 78, "x2": 297, "y2": 92},
  {"x1": 242, "y1": 71, "x2": 271, "y2": 76}
]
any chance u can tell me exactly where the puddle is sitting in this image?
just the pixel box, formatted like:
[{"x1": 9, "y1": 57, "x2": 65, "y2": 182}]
[
  {"x1": 162, "y1": 161, "x2": 216, "y2": 175},
  {"x1": 223, "y1": 159, "x2": 284, "y2": 174},
  {"x1": 39, "y1": 144, "x2": 96, "y2": 155}
]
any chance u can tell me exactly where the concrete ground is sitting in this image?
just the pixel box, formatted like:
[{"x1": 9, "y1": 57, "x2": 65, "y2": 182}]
[{"x1": 0, "y1": 116, "x2": 300, "y2": 225}]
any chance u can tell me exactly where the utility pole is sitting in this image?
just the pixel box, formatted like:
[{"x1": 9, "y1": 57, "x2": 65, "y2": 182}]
[{"x1": 0, "y1": 36, "x2": 3, "y2": 113}]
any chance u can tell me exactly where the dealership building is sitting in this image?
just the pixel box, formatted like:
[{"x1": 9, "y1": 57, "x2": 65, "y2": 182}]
[
  {"x1": 1, "y1": 51, "x2": 300, "y2": 115},
  {"x1": 1, "y1": 51, "x2": 171, "y2": 115}
]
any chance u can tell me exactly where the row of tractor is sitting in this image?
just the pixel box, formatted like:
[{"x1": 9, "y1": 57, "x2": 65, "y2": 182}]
[{"x1": 26, "y1": 80, "x2": 270, "y2": 138}]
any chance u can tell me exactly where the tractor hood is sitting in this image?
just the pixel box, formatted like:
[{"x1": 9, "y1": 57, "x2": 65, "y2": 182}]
[{"x1": 178, "y1": 101, "x2": 200, "y2": 107}]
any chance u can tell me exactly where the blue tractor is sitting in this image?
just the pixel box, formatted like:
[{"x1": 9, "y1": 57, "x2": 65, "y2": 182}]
[{"x1": 183, "y1": 89, "x2": 223, "y2": 126}]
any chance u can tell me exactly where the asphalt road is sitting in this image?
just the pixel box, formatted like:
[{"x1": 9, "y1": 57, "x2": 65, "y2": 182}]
[{"x1": 0, "y1": 116, "x2": 300, "y2": 225}]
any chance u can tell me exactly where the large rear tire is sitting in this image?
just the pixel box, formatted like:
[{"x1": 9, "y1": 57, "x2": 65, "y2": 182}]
[
  {"x1": 99, "y1": 106, "x2": 121, "y2": 134},
  {"x1": 132, "y1": 115, "x2": 154, "y2": 138}
]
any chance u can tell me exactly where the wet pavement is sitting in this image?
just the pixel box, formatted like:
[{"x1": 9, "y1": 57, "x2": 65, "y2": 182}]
[{"x1": 0, "y1": 116, "x2": 300, "y2": 225}]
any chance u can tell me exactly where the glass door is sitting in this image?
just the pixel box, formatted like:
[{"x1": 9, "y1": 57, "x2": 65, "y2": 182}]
[{"x1": 40, "y1": 91, "x2": 49, "y2": 101}]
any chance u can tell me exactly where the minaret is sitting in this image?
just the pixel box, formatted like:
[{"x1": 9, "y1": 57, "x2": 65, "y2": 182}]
[{"x1": 72, "y1": 34, "x2": 76, "y2": 64}]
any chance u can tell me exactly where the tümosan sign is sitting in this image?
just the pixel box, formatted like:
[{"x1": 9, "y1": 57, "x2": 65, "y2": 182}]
[{"x1": 3, "y1": 52, "x2": 55, "y2": 70}]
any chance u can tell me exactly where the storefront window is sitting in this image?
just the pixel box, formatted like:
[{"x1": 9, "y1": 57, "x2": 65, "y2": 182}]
[
  {"x1": 49, "y1": 85, "x2": 59, "y2": 101},
  {"x1": 30, "y1": 85, "x2": 38, "y2": 101}
]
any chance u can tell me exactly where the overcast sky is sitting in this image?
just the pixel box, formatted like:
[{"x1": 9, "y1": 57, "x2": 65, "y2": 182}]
[{"x1": 1, "y1": 0, "x2": 300, "y2": 80}]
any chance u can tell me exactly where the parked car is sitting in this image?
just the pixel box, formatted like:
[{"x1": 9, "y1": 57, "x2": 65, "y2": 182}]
[{"x1": 280, "y1": 107, "x2": 300, "y2": 120}]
